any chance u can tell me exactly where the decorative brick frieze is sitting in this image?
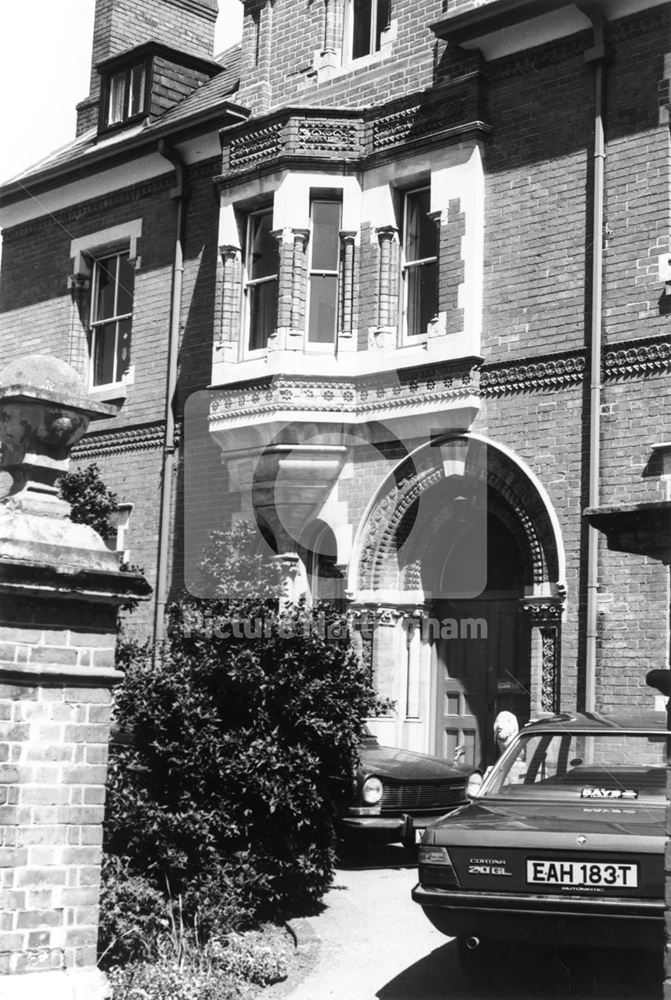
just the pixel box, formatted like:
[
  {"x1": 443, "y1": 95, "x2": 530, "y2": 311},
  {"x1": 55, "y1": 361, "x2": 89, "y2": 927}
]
[
  {"x1": 296, "y1": 118, "x2": 361, "y2": 155},
  {"x1": 368, "y1": 75, "x2": 487, "y2": 153},
  {"x1": 603, "y1": 336, "x2": 671, "y2": 381},
  {"x1": 481, "y1": 351, "x2": 586, "y2": 396},
  {"x1": 228, "y1": 122, "x2": 283, "y2": 173},
  {"x1": 209, "y1": 360, "x2": 480, "y2": 424},
  {"x1": 72, "y1": 421, "x2": 166, "y2": 460},
  {"x1": 219, "y1": 80, "x2": 487, "y2": 184}
]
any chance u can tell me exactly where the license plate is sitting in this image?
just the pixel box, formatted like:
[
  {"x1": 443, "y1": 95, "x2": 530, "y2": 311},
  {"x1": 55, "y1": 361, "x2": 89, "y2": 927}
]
[
  {"x1": 527, "y1": 859, "x2": 638, "y2": 888},
  {"x1": 415, "y1": 828, "x2": 426, "y2": 844}
]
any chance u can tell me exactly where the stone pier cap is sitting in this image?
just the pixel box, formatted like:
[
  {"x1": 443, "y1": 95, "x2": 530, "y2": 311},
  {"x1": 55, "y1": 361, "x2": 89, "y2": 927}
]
[{"x1": 0, "y1": 355, "x2": 150, "y2": 605}]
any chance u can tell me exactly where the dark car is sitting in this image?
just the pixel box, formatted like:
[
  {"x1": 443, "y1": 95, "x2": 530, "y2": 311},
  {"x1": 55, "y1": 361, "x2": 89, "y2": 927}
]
[
  {"x1": 412, "y1": 711, "x2": 667, "y2": 981},
  {"x1": 336, "y1": 726, "x2": 469, "y2": 849}
]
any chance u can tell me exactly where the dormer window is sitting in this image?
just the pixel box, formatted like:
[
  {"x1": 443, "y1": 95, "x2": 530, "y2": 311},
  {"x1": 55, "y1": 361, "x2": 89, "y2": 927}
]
[
  {"x1": 96, "y1": 42, "x2": 222, "y2": 136},
  {"x1": 106, "y1": 63, "x2": 148, "y2": 126}
]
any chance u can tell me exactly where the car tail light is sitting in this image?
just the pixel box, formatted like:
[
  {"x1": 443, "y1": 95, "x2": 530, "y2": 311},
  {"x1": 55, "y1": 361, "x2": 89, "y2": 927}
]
[{"x1": 418, "y1": 846, "x2": 460, "y2": 888}]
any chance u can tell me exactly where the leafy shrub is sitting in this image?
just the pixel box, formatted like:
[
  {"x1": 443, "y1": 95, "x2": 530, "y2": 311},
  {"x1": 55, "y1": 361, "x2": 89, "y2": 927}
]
[
  {"x1": 102, "y1": 522, "x2": 383, "y2": 958},
  {"x1": 98, "y1": 855, "x2": 171, "y2": 964},
  {"x1": 58, "y1": 462, "x2": 118, "y2": 537}
]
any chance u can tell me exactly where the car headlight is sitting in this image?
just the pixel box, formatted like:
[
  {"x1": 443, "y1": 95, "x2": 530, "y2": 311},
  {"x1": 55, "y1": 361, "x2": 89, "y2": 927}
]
[{"x1": 362, "y1": 775, "x2": 383, "y2": 804}]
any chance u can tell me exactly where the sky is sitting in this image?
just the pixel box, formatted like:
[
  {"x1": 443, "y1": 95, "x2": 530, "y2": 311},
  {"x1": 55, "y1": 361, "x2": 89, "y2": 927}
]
[{"x1": 0, "y1": 0, "x2": 243, "y2": 186}]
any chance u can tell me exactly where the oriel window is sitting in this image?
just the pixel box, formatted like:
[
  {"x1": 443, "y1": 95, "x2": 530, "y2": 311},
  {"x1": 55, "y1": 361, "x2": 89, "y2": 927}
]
[
  {"x1": 402, "y1": 187, "x2": 438, "y2": 338},
  {"x1": 245, "y1": 209, "x2": 278, "y2": 352},
  {"x1": 307, "y1": 198, "x2": 341, "y2": 345},
  {"x1": 89, "y1": 251, "x2": 134, "y2": 387}
]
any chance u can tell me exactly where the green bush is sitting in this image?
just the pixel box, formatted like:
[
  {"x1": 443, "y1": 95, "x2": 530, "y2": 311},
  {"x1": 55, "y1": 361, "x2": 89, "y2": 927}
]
[{"x1": 102, "y1": 523, "x2": 383, "y2": 960}]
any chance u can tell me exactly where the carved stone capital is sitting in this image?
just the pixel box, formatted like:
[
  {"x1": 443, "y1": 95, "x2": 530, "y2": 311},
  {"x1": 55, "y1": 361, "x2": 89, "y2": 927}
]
[
  {"x1": 219, "y1": 244, "x2": 241, "y2": 263},
  {"x1": 520, "y1": 598, "x2": 564, "y2": 627},
  {"x1": 376, "y1": 225, "x2": 399, "y2": 245}
]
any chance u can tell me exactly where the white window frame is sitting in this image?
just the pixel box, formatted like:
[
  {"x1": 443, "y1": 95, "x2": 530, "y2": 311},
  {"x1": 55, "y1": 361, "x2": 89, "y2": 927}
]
[
  {"x1": 306, "y1": 195, "x2": 342, "y2": 352},
  {"x1": 243, "y1": 207, "x2": 279, "y2": 357},
  {"x1": 70, "y1": 219, "x2": 142, "y2": 400},
  {"x1": 401, "y1": 185, "x2": 438, "y2": 343}
]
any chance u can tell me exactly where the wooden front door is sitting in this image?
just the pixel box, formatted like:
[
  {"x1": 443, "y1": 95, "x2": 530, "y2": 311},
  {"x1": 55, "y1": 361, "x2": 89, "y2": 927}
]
[{"x1": 434, "y1": 595, "x2": 530, "y2": 768}]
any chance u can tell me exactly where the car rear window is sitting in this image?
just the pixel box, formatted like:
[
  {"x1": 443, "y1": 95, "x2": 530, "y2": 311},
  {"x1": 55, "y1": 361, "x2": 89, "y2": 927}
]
[{"x1": 483, "y1": 730, "x2": 667, "y2": 801}]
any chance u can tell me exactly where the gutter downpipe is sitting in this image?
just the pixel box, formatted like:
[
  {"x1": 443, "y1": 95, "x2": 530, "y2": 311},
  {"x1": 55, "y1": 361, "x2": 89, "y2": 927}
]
[
  {"x1": 153, "y1": 139, "x2": 186, "y2": 651},
  {"x1": 581, "y1": 3, "x2": 607, "y2": 713}
]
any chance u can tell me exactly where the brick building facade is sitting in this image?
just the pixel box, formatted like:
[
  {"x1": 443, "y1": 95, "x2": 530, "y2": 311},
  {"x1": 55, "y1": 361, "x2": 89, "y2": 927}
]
[{"x1": 1, "y1": 0, "x2": 669, "y2": 768}]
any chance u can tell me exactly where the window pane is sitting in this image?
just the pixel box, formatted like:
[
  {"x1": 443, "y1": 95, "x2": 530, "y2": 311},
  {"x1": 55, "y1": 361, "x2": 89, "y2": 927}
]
[
  {"x1": 308, "y1": 274, "x2": 338, "y2": 343},
  {"x1": 352, "y1": 0, "x2": 372, "y2": 58},
  {"x1": 116, "y1": 254, "x2": 135, "y2": 316},
  {"x1": 249, "y1": 279, "x2": 278, "y2": 350},
  {"x1": 405, "y1": 188, "x2": 435, "y2": 262},
  {"x1": 116, "y1": 318, "x2": 132, "y2": 382},
  {"x1": 406, "y1": 260, "x2": 437, "y2": 337},
  {"x1": 375, "y1": 0, "x2": 391, "y2": 48},
  {"x1": 129, "y1": 65, "x2": 146, "y2": 117},
  {"x1": 92, "y1": 323, "x2": 117, "y2": 386},
  {"x1": 311, "y1": 200, "x2": 341, "y2": 271},
  {"x1": 108, "y1": 72, "x2": 126, "y2": 125},
  {"x1": 95, "y1": 257, "x2": 118, "y2": 320},
  {"x1": 249, "y1": 212, "x2": 277, "y2": 280}
]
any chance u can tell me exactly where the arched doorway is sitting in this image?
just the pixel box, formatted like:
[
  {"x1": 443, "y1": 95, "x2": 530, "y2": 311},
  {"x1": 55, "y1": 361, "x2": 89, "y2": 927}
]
[{"x1": 350, "y1": 434, "x2": 566, "y2": 766}]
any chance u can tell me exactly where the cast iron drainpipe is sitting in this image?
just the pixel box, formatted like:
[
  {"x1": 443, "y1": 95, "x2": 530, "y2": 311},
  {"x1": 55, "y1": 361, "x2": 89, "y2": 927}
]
[
  {"x1": 153, "y1": 139, "x2": 186, "y2": 650},
  {"x1": 580, "y1": 3, "x2": 607, "y2": 712}
]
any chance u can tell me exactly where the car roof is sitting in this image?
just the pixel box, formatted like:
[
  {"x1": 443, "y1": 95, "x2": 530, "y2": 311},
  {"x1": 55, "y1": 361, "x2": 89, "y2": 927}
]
[{"x1": 522, "y1": 709, "x2": 669, "y2": 733}]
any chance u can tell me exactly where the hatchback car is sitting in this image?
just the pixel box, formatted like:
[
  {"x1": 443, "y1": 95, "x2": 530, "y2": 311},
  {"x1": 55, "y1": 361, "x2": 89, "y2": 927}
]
[
  {"x1": 412, "y1": 711, "x2": 667, "y2": 980},
  {"x1": 336, "y1": 726, "x2": 469, "y2": 848}
]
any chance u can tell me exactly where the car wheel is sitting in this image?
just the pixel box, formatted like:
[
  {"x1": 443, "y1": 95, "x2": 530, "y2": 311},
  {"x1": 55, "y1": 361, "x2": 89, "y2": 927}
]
[{"x1": 457, "y1": 935, "x2": 511, "y2": 985}]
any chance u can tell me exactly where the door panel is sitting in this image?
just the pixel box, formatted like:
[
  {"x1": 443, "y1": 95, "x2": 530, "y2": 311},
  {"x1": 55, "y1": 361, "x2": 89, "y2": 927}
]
[{"x1": 434, "y1": 597, "x2": 530, "y2": 768}]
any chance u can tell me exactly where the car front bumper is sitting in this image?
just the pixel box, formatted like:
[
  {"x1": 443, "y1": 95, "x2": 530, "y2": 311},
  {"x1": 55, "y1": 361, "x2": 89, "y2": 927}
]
[
  {"x1": 411, "y1": 883, "x2": 664, "y2": 951},
  {"x1": 338, "y1": 813, "x2": 447, "y2": 846}
]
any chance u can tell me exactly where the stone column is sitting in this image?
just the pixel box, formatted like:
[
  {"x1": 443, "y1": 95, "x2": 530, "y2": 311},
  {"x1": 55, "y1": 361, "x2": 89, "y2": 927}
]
[
  {"x1": 338, "y1": 231, "x2": 356, "y2": 349},
  {"x1": 0, "y1": 356, "x2": 149, "y2": 1000},
  {"x1": 373, "y1": 226, "x2": 399, "y2": 348},
  {"x1": 216, "y1": 244, "x2": 242, "y2": 364}
]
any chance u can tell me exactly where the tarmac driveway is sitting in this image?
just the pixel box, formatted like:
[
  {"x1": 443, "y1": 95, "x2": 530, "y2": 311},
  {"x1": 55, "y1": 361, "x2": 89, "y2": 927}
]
[{"x1": 266, "y1": 845, "x2": 661, "y2": 1000}]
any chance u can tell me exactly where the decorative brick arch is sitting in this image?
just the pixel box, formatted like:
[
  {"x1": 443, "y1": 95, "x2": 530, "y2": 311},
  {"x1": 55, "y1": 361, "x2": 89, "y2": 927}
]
[{"x1": 352, "y1": 434, "x2": 564, "y2": 596}]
